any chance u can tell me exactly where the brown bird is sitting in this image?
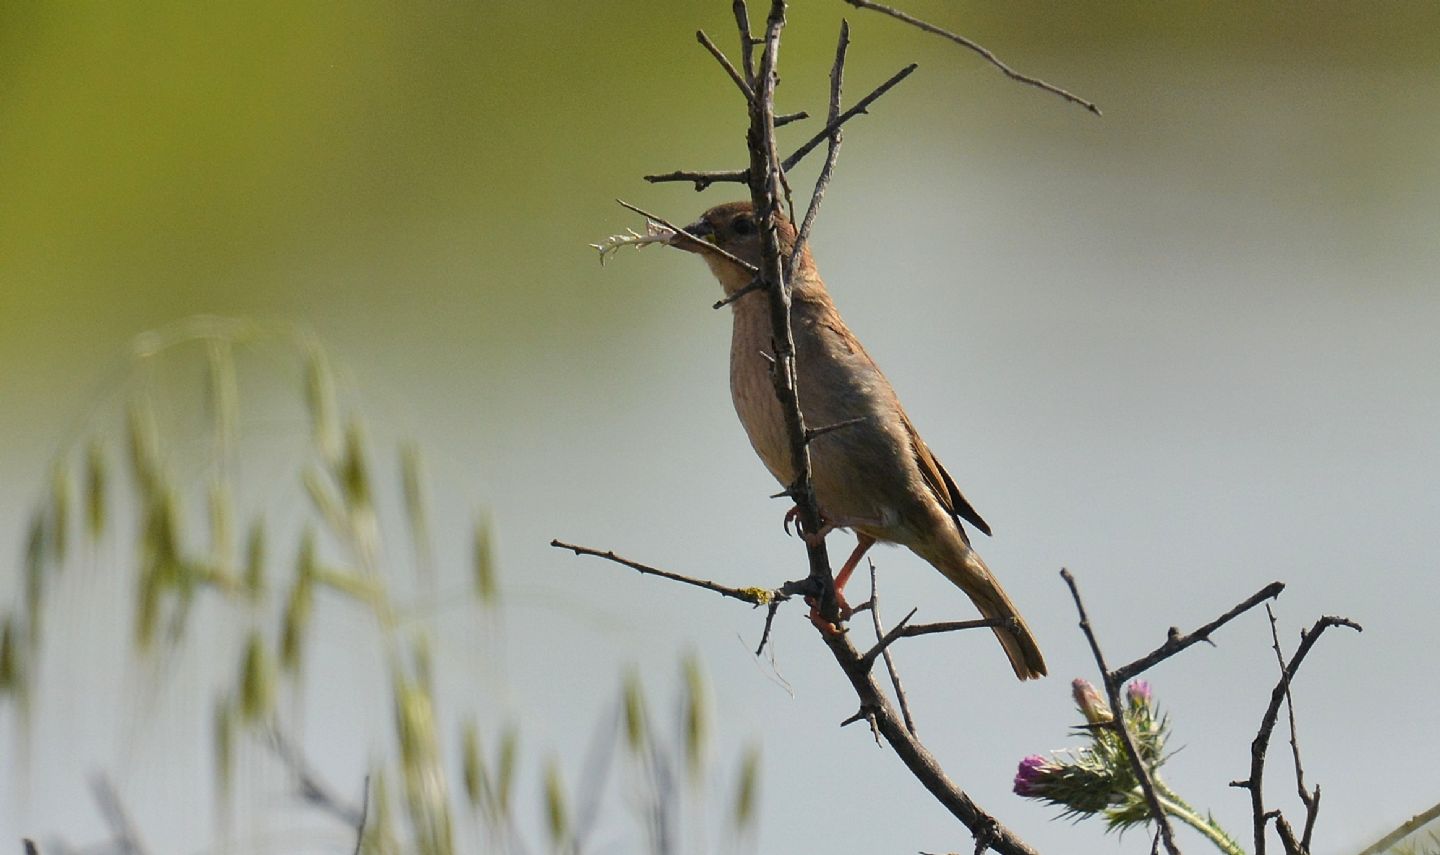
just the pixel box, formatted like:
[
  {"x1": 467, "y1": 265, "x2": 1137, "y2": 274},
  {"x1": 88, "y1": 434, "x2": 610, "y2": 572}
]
[{"x1": 670, "y1": 200, "x2": 1046, "y2": 680}]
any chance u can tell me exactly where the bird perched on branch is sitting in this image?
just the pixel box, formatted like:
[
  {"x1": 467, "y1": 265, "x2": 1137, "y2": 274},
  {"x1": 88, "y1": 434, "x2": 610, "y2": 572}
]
[{"x1": 670, "y1": 200, "x2": 1046, "y2": 681}]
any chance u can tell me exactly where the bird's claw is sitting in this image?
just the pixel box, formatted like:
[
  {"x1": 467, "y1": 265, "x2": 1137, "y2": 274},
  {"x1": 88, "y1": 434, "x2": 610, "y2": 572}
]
[{"x1": 782, "y1": 506, "x2": 835, "y2": 544}]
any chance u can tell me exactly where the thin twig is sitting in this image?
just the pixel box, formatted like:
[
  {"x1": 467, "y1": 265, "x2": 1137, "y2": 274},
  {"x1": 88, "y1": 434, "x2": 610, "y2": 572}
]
[
  {"x1": 860, "y1": 606, "x2": 919, "y2": 669},
  {"x1": 713, "y1": 277, "x2": 767, "y2": 310},
  {"x1": 1237, "y1": 614, "x2": 1361, "y2": 855},
  {"x1": 755, "y1": 599, "x2": 783, "y2": 656},
  {"x1": 804, "y1": 415, "x2": 867, "y2": 443},
  {"x1": 868, "y1": 559, "x2": 916, "y2": 734},
  {"x1": 698, "y1": 29, "x2": 755, "y2": 104},
  {"x1": 642, "y1": 168, "x2": 748, "y2": 190},
  {"x1": 1111, "y1": 580, "x2": 1285, "y2": 684},
  {"x1": 781, "y1": 63, "x2": 917, "y2": 173},
  {"x1": 614, "y1": 199, "x2": 758, "y2": 275},
  {"x1": 788, "y1": 18, "x2": 849, "y2": 282},
  {"x1": 775, "y1": 110, "x2": 809, "y2": 127},
  {"x1": 843, "y1": 0, "x2": 1101, "y2": 115},
  {"x1": 551, "y1": 539, "x2": 774, "y2": 606},
  {"x1": 1061, "y1": 568, "x2": 1181, "y2": 855},
  {"x1": 732, "y1": 0, "x2": 756, "y2": 84},
  {"x1": 900, "y1": 617, "x2": 1014, "y2": 638}
]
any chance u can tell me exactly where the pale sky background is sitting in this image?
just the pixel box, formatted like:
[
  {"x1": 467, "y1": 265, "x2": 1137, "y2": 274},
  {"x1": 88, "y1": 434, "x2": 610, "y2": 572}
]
[{"x1": 1, "y1": 3, "x2": 1437, "y2": 853}]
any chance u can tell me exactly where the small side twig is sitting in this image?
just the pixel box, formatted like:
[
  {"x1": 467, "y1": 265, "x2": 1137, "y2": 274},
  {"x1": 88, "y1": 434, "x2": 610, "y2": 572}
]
[
  {"x1": 698, "y1": 29, "x2": 755, "y2": 104},
  {"x1": 1111, "y1": 580, "x2": 1285, "y2": 684},
  {"x1": 551, "y1": 539, "x2": 776, "y2": 606},
  {"x1": 867, "y1": 559, "x2": 916, "y2": 734},
  {"x1": 804, "y1": 415, "x2": 866, "y2": 443},
  {"x1": 1061, "y1": 568, "x2": 1181, "y2": 855},
  {"x1": 642, "y1": 168, "x2": 748, "y2": 191},
  {"x1": 843, "y1": 0, "x2": 1101, "y2": 115},
  {"x1": 713, "y1": 277, "x2": 767, "y2": 310}
]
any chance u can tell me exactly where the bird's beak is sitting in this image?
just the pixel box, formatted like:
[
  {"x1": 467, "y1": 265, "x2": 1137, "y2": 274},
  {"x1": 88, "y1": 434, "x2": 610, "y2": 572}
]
[{"x1": 668, "y1": 219, "x2": 714, "y2": 252}]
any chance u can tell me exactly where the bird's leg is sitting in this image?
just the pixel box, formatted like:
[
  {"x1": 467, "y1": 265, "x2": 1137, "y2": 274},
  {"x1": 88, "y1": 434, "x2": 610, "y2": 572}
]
[
  {"x1": 807, "y1": 533, "x2": 876, "y2": 631},
  {"x1": 831, "y1": 533, "x2": 876, "y2": 617}
]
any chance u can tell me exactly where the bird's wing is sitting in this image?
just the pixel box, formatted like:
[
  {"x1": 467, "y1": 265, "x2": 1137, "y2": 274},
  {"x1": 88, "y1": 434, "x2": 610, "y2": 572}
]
[
  {"x1": 899, "y1": 410, "x2": 992, "y2": 539},
  {"x1": 814, "y1": 313, "x2": 993, "y2": 540}
]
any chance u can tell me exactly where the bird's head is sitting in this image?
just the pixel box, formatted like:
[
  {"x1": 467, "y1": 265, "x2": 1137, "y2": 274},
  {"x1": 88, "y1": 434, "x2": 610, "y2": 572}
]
[{"x1": 669, "y1": 201, "x2": 815, "y2": 297}]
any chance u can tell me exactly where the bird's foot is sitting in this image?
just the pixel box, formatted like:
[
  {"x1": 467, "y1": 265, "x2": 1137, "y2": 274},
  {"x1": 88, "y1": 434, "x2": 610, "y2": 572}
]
[{"x1": 804, "y1": 589, "x2": 854, "y2": 635}]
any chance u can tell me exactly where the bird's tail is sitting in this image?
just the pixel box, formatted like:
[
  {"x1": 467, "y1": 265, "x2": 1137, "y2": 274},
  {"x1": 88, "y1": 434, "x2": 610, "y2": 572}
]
[{"x1": 932, "y1": 544, "x2": 1047, "y2": 681}]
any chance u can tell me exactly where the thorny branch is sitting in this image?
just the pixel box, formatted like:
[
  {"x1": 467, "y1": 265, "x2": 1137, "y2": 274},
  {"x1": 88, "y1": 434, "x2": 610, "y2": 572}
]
[{"x1": 571, "y1": 2, "x2": 1108, "y2": 852}]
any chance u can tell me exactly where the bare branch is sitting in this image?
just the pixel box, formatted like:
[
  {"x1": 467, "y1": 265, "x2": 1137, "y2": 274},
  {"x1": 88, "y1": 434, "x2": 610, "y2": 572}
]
[
  {"x1": 775, "y1": 110, "x2": 809, "y2": 127},
  {"x1": 1238, "y1": 614, "x2": 1362, "y2": 855},
  {"x1": 550, "y1": 539, "x2": 776, "y2": 606},
  {"x1": 1265, "y1": 606, "x2": 1318, "y2": 851},
  {"x1": 1111, "y1": 580, "x2": 1285, "y2": 684},
  {"x1": 1061, "y1": 568, "x2": 1181, "y2": 855},
  {"x1": 698, "y1": 29, "x2": 755, "y2": 104},
  {"x1": 843, "y1": 0, "x2": 1101, "y2": 115}
]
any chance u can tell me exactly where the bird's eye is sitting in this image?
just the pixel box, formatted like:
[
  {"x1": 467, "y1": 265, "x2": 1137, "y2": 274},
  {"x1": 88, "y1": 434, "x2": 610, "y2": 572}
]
[{"x1": 732, "y1": 216, "x2": 756, "y2": 236}]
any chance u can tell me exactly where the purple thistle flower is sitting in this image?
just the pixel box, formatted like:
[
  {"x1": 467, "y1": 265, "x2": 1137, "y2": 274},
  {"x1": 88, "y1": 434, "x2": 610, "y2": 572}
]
[
  {"x1": 1126, "y1": 679, "x2": 1152, "y2": 709},
  {"x1": 1013, "y1": 754, "x2": 1054, "y2": 797}
]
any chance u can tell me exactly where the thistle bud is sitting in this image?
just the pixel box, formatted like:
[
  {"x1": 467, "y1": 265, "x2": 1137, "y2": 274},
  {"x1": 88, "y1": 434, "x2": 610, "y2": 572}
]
[{"x1": 1072, "y1": 678, "x2": 1112, "y2": 725}]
